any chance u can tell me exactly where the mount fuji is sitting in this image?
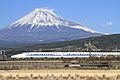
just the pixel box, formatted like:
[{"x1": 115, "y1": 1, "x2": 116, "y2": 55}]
[{"x1": 0, "y1": 8, "x2": 103, "y2": 45}]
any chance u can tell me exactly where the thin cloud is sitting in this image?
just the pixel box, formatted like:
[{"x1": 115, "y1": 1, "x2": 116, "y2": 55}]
[{"x1": 106, "y1": 21, "x2": 113, "y2": 26}]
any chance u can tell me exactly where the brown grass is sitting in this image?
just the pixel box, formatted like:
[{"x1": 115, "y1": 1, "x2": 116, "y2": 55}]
[{"x1": 0, "y1": 70, "x2": 120, "y2": 80}]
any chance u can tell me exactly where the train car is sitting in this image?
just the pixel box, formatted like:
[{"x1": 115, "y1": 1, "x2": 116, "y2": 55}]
[{"x1": 11, "y1": 52, "x2": 120, "y2": 59}]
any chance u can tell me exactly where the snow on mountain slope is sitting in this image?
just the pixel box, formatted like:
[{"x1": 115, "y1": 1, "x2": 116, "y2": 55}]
[
  {"x1": 0, "y1": 8, "x2": 103, "y2": 45},
  {"x1": 9, "y1": 8, "x2": 96, "y2": 33},
  {"x1": 9, "y1": 8, "x2": 68, "y2": 29}
]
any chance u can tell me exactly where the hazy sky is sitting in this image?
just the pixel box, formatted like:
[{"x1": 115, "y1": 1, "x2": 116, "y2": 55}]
[{"x1": 0, "y1": 0, "x2": 120, "y2": 34}]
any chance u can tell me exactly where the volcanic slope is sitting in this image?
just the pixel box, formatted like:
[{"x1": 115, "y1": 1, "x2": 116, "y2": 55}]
[{"x1": 0, "y1": 8, "x2": 102, "y2": 45}]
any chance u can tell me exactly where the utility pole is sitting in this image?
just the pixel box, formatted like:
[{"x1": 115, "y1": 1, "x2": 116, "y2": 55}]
[
  {"x1": 115, "y1": 44, "x2": 118, "y2": 52},
  {"x1": 84, "y1": 42, "x2": 89, "y2": 51},
  {"x1": 39, "y1": 48, "x2": 42, "y2": 52},
  {"x1": 87, "y1": 41, "x2": 92, "y2": 57},
  {"x1": 84, "y1": 41, "x2": 92, "y2": 57},
  {"x1": 68, "y1": 46, "x2": 71, "y2": 52}
]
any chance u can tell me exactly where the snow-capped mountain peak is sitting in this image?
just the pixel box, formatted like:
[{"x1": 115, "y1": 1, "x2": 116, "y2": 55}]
[
  {"x1": 0, "y1": 8, "x2": 103, "y2": 45},
  {"x1": 8, "y1": 8, "x2": 99, "y2": 33},
  {"x1": 10, "y1": 8, "x2": 68, "y2": 28}
]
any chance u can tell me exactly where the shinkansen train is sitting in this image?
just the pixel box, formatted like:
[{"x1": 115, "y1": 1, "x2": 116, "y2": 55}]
[{"x1": 11, "y1": 52, "x2": 120, "y2": 58}]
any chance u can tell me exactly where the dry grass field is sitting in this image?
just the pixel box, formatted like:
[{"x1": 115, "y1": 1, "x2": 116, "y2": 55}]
[
  {"x1": 0, "y1": 70, "x2": 120, "y2": 80},
  {"x1": 0, "y1": 70, "x2": 120, "y2": 77}
]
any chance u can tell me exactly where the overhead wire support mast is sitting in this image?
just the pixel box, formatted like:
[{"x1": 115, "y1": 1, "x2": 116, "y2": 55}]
[
  {"x1": 115, "y1": 44, "x2": 118, "y2": 52},
  {"x1": 84, "y1": 41, "x2": 92, "y2": 57},
  {"x1": 88, "y1": 41, "x2": 92, "y2": 57}
]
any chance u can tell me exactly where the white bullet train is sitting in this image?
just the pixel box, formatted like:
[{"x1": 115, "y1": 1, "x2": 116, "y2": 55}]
[{"x1": 11, "y1": 52, "x2": 120, "y2": 58}]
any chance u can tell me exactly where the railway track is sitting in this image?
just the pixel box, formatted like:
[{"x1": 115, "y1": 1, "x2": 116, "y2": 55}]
[{"x1": 0, "y1": 60, "x2": 120, "y2": 70}]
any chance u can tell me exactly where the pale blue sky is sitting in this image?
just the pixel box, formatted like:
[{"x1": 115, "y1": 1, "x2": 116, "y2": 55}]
[{"x1": 0, "y1": 0, "x2": 120, "y2": 34}]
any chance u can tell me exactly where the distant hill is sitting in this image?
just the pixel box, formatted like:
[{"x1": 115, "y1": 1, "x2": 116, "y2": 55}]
[
  {"x1": 1, "y1": 34, "x2": 120, "y2": 57},
  {"x1": 27, "y1": 34, "x2": 120, "y2": 51},
  {"x1": 0, "y1": 34, "x2": 120, "y2": 51}
]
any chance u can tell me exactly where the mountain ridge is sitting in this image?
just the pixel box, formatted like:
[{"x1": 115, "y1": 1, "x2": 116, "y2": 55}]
[
  {"x1": 0, "y1": 8, "x2": 103, "y2": 45},
  {"x1": 0, "y1": 34, "x2": 119, "y2": 52},
  {"x1": 27, "y1": 34, "x2": 120, "y2": 51},
  {"x1": 8, "y1": 8, "x2": 97, "y2": 33}
]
